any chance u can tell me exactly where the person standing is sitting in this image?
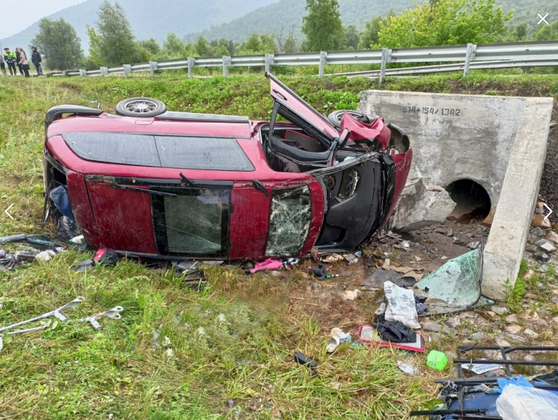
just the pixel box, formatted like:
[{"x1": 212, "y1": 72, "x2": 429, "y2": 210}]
[
  {"x1": 0, "y1": 53, "x2": 6, "y2": 76},
  {"x1": 15, "y1": 48, "x2": 23, "y2": 75},
  {"x1": 31, "y1": 47, "x2": 43, "y2": 76},
  {"x1": 17, "y1": 48, "x2": 30, "y2": 78},
  {"x1": 3, "y1": 48, "x2": 17, "y2": 75}
]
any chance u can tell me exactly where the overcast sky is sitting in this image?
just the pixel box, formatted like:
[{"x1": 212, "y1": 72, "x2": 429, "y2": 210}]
[{"x1": 2, "y1": 0, "x2": 84, "y2": 38}]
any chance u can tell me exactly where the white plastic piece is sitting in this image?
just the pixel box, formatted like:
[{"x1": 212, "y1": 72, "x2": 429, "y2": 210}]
[{"x1": 496, "y1": 384, "x2": 558, "y2": 419}]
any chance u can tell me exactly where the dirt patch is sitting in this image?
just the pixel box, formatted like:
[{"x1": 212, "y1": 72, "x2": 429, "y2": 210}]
[{"x1": 285, "y1": 219, "x2": 488, "y2": 334}]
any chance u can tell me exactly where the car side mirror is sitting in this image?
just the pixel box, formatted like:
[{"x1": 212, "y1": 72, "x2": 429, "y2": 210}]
[{"x1": 337, "y1": 128, "x2": 351, "y2": 149}]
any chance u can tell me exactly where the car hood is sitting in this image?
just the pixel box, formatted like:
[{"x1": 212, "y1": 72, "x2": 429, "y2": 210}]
[{"x1": 266, "y1": 72, "x2": 339, "y2": 146}]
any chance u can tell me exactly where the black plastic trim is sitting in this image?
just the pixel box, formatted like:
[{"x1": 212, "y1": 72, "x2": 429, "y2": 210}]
[{"x1": 45, "y1": 105, "x2": 103, "y2": 130}]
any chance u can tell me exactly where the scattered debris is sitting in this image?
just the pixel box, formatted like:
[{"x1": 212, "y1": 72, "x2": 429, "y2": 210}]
[
  {"x1": 342, "y1": 290, "x2": 359, "y2": 301},
  {"x1": 358, "y1": 324, "x2": 425, "y2": 352},
  {"x1": 414, "y1": 249, "x2": 492, "y2": 315},
  {"x1": 384, "y1": 281, "x2": 420, "y2": 329},
  {"x1": 326, "y1": 328, "x2": 351, "y2": 353},
  {"x1": 343, "y1": 254, "x2": 359, "y2": 265},
  {"x1": 360, "y1": 268, "x2": 417, "y2": 289},
  {"x1": 78, "y1": 306, "x2": 124, "y2": 330},
  {"x1": 426, "y1": 350, "x2": 448, "y2": 371},
  {"x1": 497, "y1": 385, "x2": 558, "y2": 420},
  {"x1": 322, "y1": 253, "x2": 343, "y2": 263},
  {"x1": 397, "y1": 360, "x2": 418, "y2": 375},
  {"x1": 294, "y1": 352, "x2": 318, "y2": 376},
  {"x1": 250, "y1": 258, "x2": 283, "y2": 273}
]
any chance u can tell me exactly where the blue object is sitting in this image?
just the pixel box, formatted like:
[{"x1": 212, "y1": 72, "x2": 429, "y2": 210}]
[
  {"x1": 494, "y1": 375, "x2": 533, "y2": 393},
  {"x1": 49, "y1": 185, "x2": 74, "y2": 220}
]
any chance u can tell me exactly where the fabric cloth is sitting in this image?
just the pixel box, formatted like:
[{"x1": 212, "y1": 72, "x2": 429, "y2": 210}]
[
  {"x1": 250, "y1": 258, "x2": 283, "y2": 273},
  {"x1": 377, "y1": 320, "x2": 417, "y2": 343}
]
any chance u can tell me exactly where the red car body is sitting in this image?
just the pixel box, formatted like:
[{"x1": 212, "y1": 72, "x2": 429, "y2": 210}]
[{"x1": 43, "y1": 73, "x2": 412, "y2": 260}]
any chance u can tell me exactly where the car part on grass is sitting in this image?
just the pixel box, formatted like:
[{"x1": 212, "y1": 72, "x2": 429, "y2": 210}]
[
  {"x1": 0, "y1": 296, "x2": 85, "y2": 333},
  {"x1": 115, "y1": 97, "x2": 167, "y2": 117},
  {"x1": 294, "y1": 351, "x2": 318, "y2": 377},
  {"x1": 414, "y1": 245, "x2": 493, "y2": 315},
  {"x1": 411, "y1": 345, "x2": 558, "y2": 419},
  {"x1": 0, "y1": 234, "x2": 59, "y2": 249},
  {"x1": 79, "y1": 306, "x2": 123, "y2": 330}
]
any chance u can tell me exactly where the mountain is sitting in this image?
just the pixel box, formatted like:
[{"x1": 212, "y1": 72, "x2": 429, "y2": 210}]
[
  {"x1": 185, "y1": 0, "x2": 416, "y2": 43},
  {"x1": 187, "y1": 0, "x2": 558, "y2": 43},
  {"x1": 0, "y1": 0, "x2": 276, "y2": 53}
]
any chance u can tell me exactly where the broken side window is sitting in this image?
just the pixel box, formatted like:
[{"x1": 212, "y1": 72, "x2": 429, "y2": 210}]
[
  {"x1": 265, "y1": 185, "x2": 312, "y2": 256},
  {"x1": 152, "y1": 188, "x2": 230, "y2": 257}
]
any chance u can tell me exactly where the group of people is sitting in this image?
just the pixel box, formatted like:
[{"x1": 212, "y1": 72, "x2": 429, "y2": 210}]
[{"x1": 1, "y1": 47, "x2": 42, "y2": 77}]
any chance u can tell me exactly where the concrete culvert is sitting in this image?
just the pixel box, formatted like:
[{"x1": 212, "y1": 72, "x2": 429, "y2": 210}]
[{"x1": 445, "y1": 179, "x2": 491, "y2": 223}]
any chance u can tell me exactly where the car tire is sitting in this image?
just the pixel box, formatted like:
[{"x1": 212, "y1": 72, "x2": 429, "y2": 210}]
[
  {"x1": 328, "y1": 110, "x2": 370, "y2": 128},
  {"x1": 115, "y1": 97, "x2": 167, "y2": 117}
]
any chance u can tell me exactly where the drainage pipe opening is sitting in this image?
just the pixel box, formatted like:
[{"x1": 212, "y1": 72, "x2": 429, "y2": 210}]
[{"x1": 446, "y1": 179, "x2": 491, "y2": 223}]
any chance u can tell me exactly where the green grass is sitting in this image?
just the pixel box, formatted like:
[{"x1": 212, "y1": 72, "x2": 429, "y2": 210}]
[{"x1": 1, "y1": 72, "x2": 558, "y2": 418}]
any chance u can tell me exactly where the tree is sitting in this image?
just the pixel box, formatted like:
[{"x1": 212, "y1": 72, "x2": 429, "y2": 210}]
[
  {"x1": 91, "y1": 1, "x2": 142, "y2": 66},
  {"x1": 30, "y1": 18, "x2": 83, "y2": 70},
  {"x1": 359, "y1": 14, "x2": 393, "y2": 49},
  {"x1": 139, "y1": 38, "x2": 160, "y2": 56},
  {"x1": 301, "y1": 0, "x2": 343, "y2": 51},
  {"x1": 376, "y1": 0, "x2": 512, "y2": 48},
  {"x1": 162, "y1": 33, "x2": 186, "y2": 58},
  {"x1": 343, "y1": 25, "x2": 360, "y2": 50},
  {"x1": 533, "y1": 21, "x2": 558, "y2": 41},
  {"x1": 195, "y1": 36, "x2": 213, "y2": 57}
]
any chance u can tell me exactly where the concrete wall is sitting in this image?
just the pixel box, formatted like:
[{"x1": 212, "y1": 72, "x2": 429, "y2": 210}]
[
  {"x1": 359, "y1": 91, "x2": 553, "y2": 299},
  {"x1": 359, "y1": 91, "x2": 525, "y2": 219}
]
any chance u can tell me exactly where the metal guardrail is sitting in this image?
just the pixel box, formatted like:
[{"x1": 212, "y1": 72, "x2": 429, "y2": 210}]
[{"x1": 48, "y1": 41, "x2": 558, "y2": 82}]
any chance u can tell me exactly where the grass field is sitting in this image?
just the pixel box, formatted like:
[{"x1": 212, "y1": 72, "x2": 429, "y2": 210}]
[{"x1": 0, "y1": 72, "x2": 557, "y2": 419}]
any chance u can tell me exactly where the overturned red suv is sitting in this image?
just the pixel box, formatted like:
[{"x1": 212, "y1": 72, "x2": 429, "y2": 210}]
[{"x1": 43, "y1": 73, "x2": 412, "y2": 260}]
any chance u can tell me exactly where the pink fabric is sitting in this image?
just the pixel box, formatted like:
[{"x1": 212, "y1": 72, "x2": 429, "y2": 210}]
[{"x1": 250, "y1": 258, "x2": 283, "y2": 273}]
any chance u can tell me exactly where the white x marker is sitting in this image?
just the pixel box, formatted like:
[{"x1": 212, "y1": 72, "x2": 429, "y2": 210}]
[{"x1": 538, "y1": 13, "x2": 549, "y2": 24}]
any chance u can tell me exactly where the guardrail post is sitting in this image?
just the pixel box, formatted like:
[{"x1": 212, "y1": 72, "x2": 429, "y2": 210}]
[
  {"x1": 319, "y1": 51, "x2": 327, "y2": 78},
  {"x1": 223, "y1": 56, "x2": 231, "y2": 77},
  {"x1": 187, "y1": 57, "x2": 195, "y2": 78},
  {"x1": 123, "y1": 64, "x2": 131, "y2": 78},
  {"x1": 100, "y1": 67, "x2": 108, "y2": 76},
  {"x1": 149, "y1": 62, "x2": 157, "y2": 78},
  {"x1": 265, "y1": 54, "x2": 275, "y2": 73},
  {"x1": 380, "y1": 48, "x2": 392, "y2": 83},
  {"x1": 463, "y1": 43, "x2": 477, "y2": 77},
  {"x1": 62, "y1": 71, "x2": 67, "y2": 77},
  {"x1": 79, "y1": 69, "x2": 86, "y2": 77}
]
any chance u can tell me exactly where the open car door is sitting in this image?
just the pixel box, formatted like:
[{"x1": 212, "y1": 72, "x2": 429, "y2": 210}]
[{"x1": 266, "y1": 72, "x2": 340, "y2": 147}]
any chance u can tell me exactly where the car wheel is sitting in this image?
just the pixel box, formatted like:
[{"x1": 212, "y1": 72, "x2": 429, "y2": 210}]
[
  {"x1": 115, "y1": 97, "x2": 167, "y2": 117},
  {"x1": 328, "y1": 110, "x2": 370, "y2": 128}
]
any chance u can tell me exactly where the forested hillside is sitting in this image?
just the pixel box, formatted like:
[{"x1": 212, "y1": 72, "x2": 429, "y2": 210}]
[
  {"x1": 0, "y1": 0, "x2": 275, "y2": 52},
  {"x1": 188, "y1": 0, "x2": 557, "y2": 42},
  {"x1": 186, "y1": 0, "x2": 415, "y2": 42}
]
